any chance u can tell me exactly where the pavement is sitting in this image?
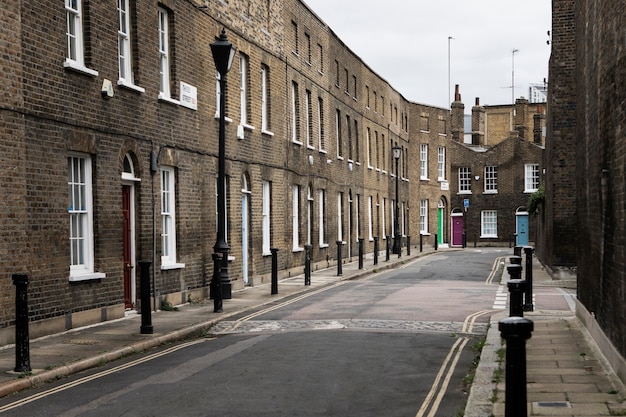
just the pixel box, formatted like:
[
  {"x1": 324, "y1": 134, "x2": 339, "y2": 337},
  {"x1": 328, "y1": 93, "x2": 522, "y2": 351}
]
[{"x1": 0, "y1": 246, "x2": 624, "y2": 416}]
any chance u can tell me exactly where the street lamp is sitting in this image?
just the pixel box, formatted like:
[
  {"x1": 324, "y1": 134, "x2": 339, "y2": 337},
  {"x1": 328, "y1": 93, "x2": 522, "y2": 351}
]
[
  {"x1": 210, "y1": 28, "x2": 236, "y2": 313},
  {"x1": 392, "y1": 145, "x2": 402, "y2": 257}
]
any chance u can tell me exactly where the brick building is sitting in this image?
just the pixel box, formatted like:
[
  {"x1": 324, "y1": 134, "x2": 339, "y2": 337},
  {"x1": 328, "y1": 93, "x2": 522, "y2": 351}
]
[
  {"x1": 566, "y1": 0, "x2": 626, "y2": 382},
  {"x1": 448, "y1": 87, "x2": 545, "y2": 247},
  {"x1": 0, "y1": 0, "x2": 437, "y2": 344}
]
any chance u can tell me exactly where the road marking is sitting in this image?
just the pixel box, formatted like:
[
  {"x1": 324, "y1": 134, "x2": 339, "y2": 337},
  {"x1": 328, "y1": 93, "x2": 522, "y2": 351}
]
[
  {"x1": 0, "y1": 339, "x2": 207, "y2": 414},
  {"x1": 461, "y1": 310, "x2": 492, "y2": 334},
  {"x1": 493, "y1": 285, "x2": 508, "y2": 310},
  {"x1": 485, "y1": 256, "x2": 506, "y2": 284}
]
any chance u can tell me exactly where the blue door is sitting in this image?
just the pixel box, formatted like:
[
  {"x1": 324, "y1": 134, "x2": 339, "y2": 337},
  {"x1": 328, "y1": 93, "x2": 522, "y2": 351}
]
[{"x1": 516, "y1": 213, "x2": 529, "y2": 246}]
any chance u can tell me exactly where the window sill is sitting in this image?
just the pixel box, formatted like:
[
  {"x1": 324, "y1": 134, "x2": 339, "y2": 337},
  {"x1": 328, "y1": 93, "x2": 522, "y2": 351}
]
[
  {"x1": 483, "y1": 191, "x2": 498, "y2": 195},
  {"x1": 480, "y1": 235, "x2": 498, "y2": 239},
  {"x1": 319, "y1": 243, "x2": 329, "y2": 248},
  {"x1": 292, "y1": 246, "x2": 304, "y2": 253},
  {"x1": 158, "y1": 94, "x2": 181, "y2": 106},
  {"x1": 458, "y1": 191, "x2": 472, "y2": 195},
  {"x1": 420, "y1": 177, "x2": 430, "y2": 181},
  {"x1": 117, "y1": 79, "x2": 146, "y2": 94},
  {"x1": 262, "y1": 129, "x2": 275, "y2": 137},
  {"x1": 161, "y1": 262, "x2": 186, "y2": 271},
  {"x1": 214, "y1": 113, "x2": 233, "y2": 123},
  {"x1": 64, "y1": 60, "x2": 99, "y2": 77},
  {"x1": 69, "y1": 272, "x2": 106, "y2": 282}
]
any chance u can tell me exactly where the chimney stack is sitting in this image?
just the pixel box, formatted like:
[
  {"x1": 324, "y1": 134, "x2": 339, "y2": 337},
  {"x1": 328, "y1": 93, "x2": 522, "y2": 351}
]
[
  {"x1": 450, "y1": 84, "x2": 465, "y2": 142},
  {"x1": 471, "y1": 97, "x2": 485, "y2": 146}
]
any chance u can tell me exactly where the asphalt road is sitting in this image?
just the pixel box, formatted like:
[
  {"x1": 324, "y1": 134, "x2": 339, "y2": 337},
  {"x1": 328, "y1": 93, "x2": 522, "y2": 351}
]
[{"x1": 1, "y1": 249, "x2": 507, "y2": 417}]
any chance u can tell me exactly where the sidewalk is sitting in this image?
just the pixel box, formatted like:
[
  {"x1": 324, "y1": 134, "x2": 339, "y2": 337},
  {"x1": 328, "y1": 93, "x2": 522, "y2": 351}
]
[
  {"x1": 466, "y1": 253, "x2": 626, "y2": 417},
  {"x1": 0, "y1": 248, "x2": 428, "y2": 399}
]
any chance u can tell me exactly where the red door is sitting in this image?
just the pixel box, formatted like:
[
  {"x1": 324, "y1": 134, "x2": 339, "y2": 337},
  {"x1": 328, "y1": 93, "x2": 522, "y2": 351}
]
[
  {"x1": 122, "y1": 185, "x2": 133, "y2": 309},
  {"x1": 452, "y1": 216, "x2": 464, "y2": 247}
]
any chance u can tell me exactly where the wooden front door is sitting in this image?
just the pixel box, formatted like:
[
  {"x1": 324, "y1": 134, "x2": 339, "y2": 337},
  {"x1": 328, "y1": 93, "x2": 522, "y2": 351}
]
[{"x1": 122, "y1": 185, "x2": 133, "y2": 309}]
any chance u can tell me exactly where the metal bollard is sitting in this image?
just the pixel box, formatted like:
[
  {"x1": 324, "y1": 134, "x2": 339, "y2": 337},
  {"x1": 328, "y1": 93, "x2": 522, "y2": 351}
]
[
  {"x1": 507, "y1": 279, "x2": 527, "y2": 317},
  {"x1": 373, "y1": 236, "x2": 379, "y2": 265},
  {"x1": 406, "y1": 236, "x2": 411, "y2": 256},
  {"x1": 513, "y1": 245, "x2": 523, "y2": 257},
  {"x1": 420, "y1": 234, "x2": 423, "y2": 252},
  {"x1": 358, "y1": 238, "x2": 364, "y2": 269},
  {"x1": 462, "y1": 232, "x2": 466, "y2": 248},
  {"x1": 211, "y1": 253, "x2": 223, "y2": 313},
  {"x1": 138, "y1": 261, "x2": 153, "y2": 334},
  {"x1": 386, "y1": 236, "x2": 390, "y2": 261},
  {"x1": 507, "y1": 263, "x2": 523, "y2": 280},
  {"x1": 434, "y1": 234, "x2": 438, "y2": 251},
  {"x1": 304, "y1": 244, "x2": 311, "y2": 285},
  {"x1": 12, "y1": 274, "x2": 31, "y2": 373},
  {"x1": 499, "y1": 317, "x2": 534, "y2": 417},
  {"x1": 509, "y1": 255, "x2": 522, "y2": 265},
  {"x1": 271, "y1": 247, "x2": 279, "y2": 294},
  {"x1": 523, "y1": 246, "x2": 534, "y2": 312},
  {"x1": 336, "y1": 241, "x2": 343, "y2": 276}
]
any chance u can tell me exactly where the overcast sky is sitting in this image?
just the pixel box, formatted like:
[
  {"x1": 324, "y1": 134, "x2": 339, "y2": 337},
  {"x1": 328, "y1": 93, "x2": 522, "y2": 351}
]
[{"x1": 303, "y1": 0, "x2": 552, "y2": 109}]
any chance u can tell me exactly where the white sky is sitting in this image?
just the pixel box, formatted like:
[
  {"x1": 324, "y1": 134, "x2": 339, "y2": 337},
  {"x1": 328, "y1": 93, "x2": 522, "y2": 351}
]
[{"x1": 303, "y1": 0, "x2": 552, "y2": 109}]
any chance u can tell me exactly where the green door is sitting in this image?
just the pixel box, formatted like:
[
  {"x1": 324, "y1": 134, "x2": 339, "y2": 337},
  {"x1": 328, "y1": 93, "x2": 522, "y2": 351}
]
[{"x1": 437, "y1": 208, "x2": 444, "y2": 244}]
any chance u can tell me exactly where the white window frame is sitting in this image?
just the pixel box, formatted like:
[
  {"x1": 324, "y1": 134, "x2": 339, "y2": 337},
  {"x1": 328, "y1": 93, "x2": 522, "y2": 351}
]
[
  {"x1": 158, "y1": 7, "x2": 171, "y2": 99},
  {"x1": 306, "y1": 90, "x2": 313, "y2": 149},
  {"x1": 68, "y1": 154, "x2": 104, "y2": 281},
  {"x1": 484, "y1": 166, "x2": 498, "y2": 193},
  {"x1": 420, "y1": 199, "x2": 428, "y2": 234},
  {"x1": 481, "y1": 210, "x2": 498, "y2": 238},
  {"x1": 381, "y1": 198, "x2": 387, "y2": 238},
  {"x1": 525, "y1": 164, "x2": 540, "y2": 192},
  {"x1": 420, "y1": 144, "x2": 428, "y2": 180},
  {"x1": 459, "y1": 167, "x2": 472, "y2": 194},
  {"x1": 262, "y1": 181, "x2": 271, "y2": 255},
  {"x1": 64, "y1": 0, "x2": 98, "y2": 76},
  {"x1": 317, "y1": 97, "x2": 325, "y2": 151},
  {"x1": 336, "y1": 109, "x2": 343, "y2": 159},
  {"x1": 117, "y1": 0, "x2": 144, "y2": 92},
  {"x1": 239, "y1": 54, "x2": 249, "y2": 126},
  {"x1": 366, "y1": 128, "x2": 372, "y2": 169},
  {"x1": 161, "y1": 167, "x2": 184, "y2": 269},
  {"x1": 367, "y1": 196, "x2": 373, "y2": 241},
  {"x1": 307, "y1": 186, "x2": 313, "y2": 245},
  {"x1": 291, "y1": 81, "x2": 301, "y2": 144},
  {"x1": 318, "y1": 189, "x2": 327, "y2": 247},
  {"x1": 437, "y1": 146, "x2": 446, "y2": 181},
  {"x1": 292, "y1": 185, "x2": 302, "y2": 251},
  {"x1": 261, "y1": 65, "x2": 272, "y2": 135},
  {"x1": 337, "y1": 192, "x2": 344, "y2": 242}
]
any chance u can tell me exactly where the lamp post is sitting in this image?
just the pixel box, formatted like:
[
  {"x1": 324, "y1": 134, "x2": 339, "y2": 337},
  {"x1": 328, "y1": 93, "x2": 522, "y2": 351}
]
[
  {"x1": 210, "y1": 29, "x2": 236, "y2": 312},
  {"x1": 392, "y1": 145, "x2": 402, "y2": 256}
]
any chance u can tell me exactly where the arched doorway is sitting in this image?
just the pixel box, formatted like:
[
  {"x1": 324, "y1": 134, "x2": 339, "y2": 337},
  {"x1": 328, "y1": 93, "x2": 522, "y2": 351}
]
[
  {"x1": 437, "y1": 197, "x2": 449, "y2": 248},
  {"x1": 241, "y1": 174, "x2": 251, "y2": 285},
  {"x1": 122, "y1": 154, "x2": 140, "y2": 309},
  {"x1": 451, "y1": 208, "x2": 464, "y2": 247}
]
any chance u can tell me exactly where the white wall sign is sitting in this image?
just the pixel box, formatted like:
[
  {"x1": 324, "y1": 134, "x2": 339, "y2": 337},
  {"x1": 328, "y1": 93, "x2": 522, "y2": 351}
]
[{"x1": 180, "y1": 82, "x2": 197, "y2": 110}]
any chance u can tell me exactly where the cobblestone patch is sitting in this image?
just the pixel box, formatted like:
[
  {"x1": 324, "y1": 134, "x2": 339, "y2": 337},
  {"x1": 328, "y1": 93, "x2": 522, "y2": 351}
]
[{"x1": 210, "y1": 319, "x2": 488, "y2": 335}]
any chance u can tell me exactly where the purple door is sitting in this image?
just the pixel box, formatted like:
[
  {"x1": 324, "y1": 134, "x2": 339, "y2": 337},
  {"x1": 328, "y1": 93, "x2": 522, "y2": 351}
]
[{"x1": 452, "y1": 215, "x2": 464, "y2": 246}]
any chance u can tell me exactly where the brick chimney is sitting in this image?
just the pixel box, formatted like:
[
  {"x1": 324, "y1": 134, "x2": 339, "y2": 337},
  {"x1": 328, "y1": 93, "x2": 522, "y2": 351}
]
[
  {"x1": 471, "y1": 97, "x2": 485, "y2": 146},
  {"x1": 450, "y1": 84, "x2": 464, "y2": 142},
  {"x1": 533, "y1": 104, "x2": 545, "y2": 145},
  {"x1": 514, "y1": 97, "x2": 530, "y2": 139}
]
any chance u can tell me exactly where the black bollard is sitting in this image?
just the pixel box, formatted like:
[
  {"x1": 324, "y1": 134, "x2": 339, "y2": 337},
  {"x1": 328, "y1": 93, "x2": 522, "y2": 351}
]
[
  {"x1": 509, "y1": 255, "x2": 522, "y2": 265},
  {"x1": 499, "y1": 317, "x2": 533, "y2": 417},
  {"x1": 304, "y1": 244, "x2": 311, "y2": 285},
  {"x1": 420, "y1": 233, "x2": 423, "y2": 252},
  {"x1": 138, "y1": 261, "x2": 153, "y2": 334},
  {"x1": 434, "y1": 234, "x2": 438, "y2": 251},
  {"x1": 406, "y1": 236, "x2": 411, "y2": 256},
  {"x1": 523, "y1": 246, "x2": 534, "y2": 311},
  {"x1": 385, "y1": 236, "x2": 390, "y2": 261},
  {"x1": 398, "y1": 236, "x2": 402, "y2": 258},
  {"x1": 507, "y1": 279, "x2": 527, "y2": 317},
  {"x1": 507, "y1": 263, "x2": 523, "y2": 280},
  {"x1": 13, "y1": 274, "x2": 31, "y2": 373},
  {"x1": 271, "y1": 247, "x2": 279, "y2": 294},
  {"x1": 336, "y1": 241, "x2": 343, "y2": 276},
  {"x1": 462, "y1": 232, "x2": 466, "y2": 248},
  {"x1": 211, "y1": 253, "x2": 223, "y2": 313},
  {"x1": 513, "y1": 245, "x2": 523, "y2": 257},
  {"x1": 358, "y1": 238, "x2": 364, "y2": 269},
  {"x1": 373, "y1": 236, "x2": 379, "y2": 265}
]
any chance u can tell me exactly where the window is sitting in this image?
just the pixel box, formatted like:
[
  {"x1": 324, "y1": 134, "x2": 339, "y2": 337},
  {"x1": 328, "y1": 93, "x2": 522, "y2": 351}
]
[
  {"x1": 335, "y1": 60, "x2": 340, "y2": 87},
  {"x1": 292, "y1": 21, "x2": 299, "y2": 55},
  {"x1": 161, "y1": 167, "x2": 182, "y2": 268},
  {"x1": 65, "y1": 0, "x2": 97, "y2": 75},
  {"x1": 68, "y1": 154, "x2": 103, "y2": 281},
  {"x1": 240, "y1": 54, "x2": 250, "y2": 125},
  {"x1": 484, "y1": 166, "x2": 498, "y2": 193},
  {"x1": 367, "y1": 196, "x2": 373, "y2": 240},
  {"x1": 336, "y1": 109, "x2": 343, "y2": 158},
  {"x1": 381, "y1": 198, "x2": 387, "y2": 238},
  {"x1": 366, "y1": 128, "x2": 372, "y2": 168},
  {"x1": 420, "y1": 199, "x2": 428, "y2": 234},
  {"x1": 158, "y1": 7, "x2": 172, "y2": 99},
  {"x1": 481, "y1": 210, "x2": 498, "y2": 237},
  {"x1": 307, "y1": 186, "x2": 313, "y2": 245},
  {"x1": 262, "y1": 181, "x2": 271, "y2": 255},
  {"x1": 420, "y1": 144, "x2": 428, "y2": 179},
  {"x1": 366, "y1": 86, "x2": 370, "y2": 109},
  {"x1": 317, "y1": 97, "x2": 325, "y2": 151},
  {"x1": 117, "y1": 0, "x2": 143, "y2": 91},
  {"x1": 438, "y1": 115, "x2": 447, "y2": 135},
  {"x1": 306, "y1": 90, "x2": 313, "y2": 148},
  {"x1": 525, "y1": 164, "x2": 539, "y2": 192},
  {"x1": 337, "y1": 192, "x2": 344, "y2": 242},
  {"x1": 291, "y1": 81, "x2": 300, "y2": 143},
  {"x1": 305, "y1": 33, "x2": 311, "y2": 64},
  {"x1": 344, "y1": 69, "x2": 349, "y2": 94},
  {"x1": 459, "y1": 167, "x2": 472, "y2": 193},
  {"x1": 353, "y1": 75, "x2": 357, "y2": 99},
  {"x1": 261, "y1": 65, "x2": 272, "y2": 134},
  {"x1": 354, "y1": 119, "x2": 360, "y2": 163},
  {"x1": 437, "y1": 146, "x2": 446, "y2": 180},
  {"x1": 292, "y1": 185, "x2": 302, "y2": 250},
  {"x1": 318, "y1": 189, "x2": 327, "y2": 247},
  {"x1": 317, "y1": 44, "x2": 324, "y2": 73},
  {"x1": 346, "y1": 115, "x2": 352, "y2": 161}
]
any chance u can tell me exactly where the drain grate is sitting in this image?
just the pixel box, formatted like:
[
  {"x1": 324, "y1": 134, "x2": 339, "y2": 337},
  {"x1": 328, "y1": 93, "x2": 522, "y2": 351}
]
[{"x1": 534, "y1": 401, "x2": 572, "y2": 408}]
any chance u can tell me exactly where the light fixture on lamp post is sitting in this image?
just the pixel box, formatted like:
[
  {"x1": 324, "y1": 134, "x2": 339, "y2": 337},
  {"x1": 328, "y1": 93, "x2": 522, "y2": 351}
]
[
  {"x1": 392, "y1": 145, "x2": 402, "y2": 257},
  {"x1": 210, "y1": 28, "x2": 236, "y2": 313}
]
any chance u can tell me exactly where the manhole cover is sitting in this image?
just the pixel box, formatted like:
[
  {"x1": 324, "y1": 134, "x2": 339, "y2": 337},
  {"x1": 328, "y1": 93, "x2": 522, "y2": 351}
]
[{"x1": 66, "y1": 339, "x2": 99, "y2": 345}]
